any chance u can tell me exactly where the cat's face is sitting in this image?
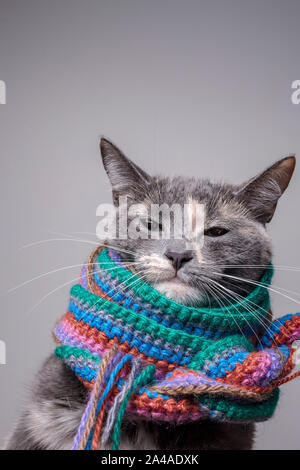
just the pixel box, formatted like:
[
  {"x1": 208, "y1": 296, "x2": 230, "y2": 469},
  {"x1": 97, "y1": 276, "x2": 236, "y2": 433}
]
[{"x1": 100, "y1": 139, "x2": 295, "y2": 306}]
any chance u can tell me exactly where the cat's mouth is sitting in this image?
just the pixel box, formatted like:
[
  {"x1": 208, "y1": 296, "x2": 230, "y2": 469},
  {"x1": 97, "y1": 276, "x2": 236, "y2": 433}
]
[
  {"x1": 152, "y1": 276, "x2": 205, "y2": 305},
  {"x1": 144, "y1": 268, "x2": 207, "y2": 305},
  {"x1": 169, "y1": 271, "x2": 190, "y2": 284},
  {"x1": 162, "y1": 275, "x2": 186, "y2": 284},
  {"x1": 145, "y1": 267, "x2": 189, "y2": 286},
  {"x1": 137, "y1": 255, "x2": 207, "y2": 305}
]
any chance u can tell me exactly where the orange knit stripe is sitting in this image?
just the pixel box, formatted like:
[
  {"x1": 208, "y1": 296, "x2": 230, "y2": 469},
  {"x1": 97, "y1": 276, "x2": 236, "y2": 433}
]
[
  {"x1": 270, "y1": 316, "x2": 300, "y2": 348},
  {"x1": 63, "y1": 312, "x2": 177, "y2": 373}
]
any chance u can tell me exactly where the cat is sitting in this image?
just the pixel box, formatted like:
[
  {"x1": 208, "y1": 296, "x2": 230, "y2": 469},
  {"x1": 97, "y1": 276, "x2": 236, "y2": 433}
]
[{"x1": 6, "y1": 138, "x2": 295, "y2": 450}]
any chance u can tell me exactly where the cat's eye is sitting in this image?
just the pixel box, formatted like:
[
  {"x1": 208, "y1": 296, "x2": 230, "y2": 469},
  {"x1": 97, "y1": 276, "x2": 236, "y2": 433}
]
[
  {"x1": 148, "y1": 219, "x2": 162, "y2": 232},
  {"x1": 204, "y1": 227, "x2": 229, "y2": 237},
  {"x1": 141, "y1": 218, "x2": 162, "y2": 232}
]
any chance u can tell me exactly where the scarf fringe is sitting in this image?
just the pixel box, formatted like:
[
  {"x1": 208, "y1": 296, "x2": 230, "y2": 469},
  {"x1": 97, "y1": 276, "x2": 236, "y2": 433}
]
[{"x1": 72, "y1": 345, "x2": 156, "y2": 450}]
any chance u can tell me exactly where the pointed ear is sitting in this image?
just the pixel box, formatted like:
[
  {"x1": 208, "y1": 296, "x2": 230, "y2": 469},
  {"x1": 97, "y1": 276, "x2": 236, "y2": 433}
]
[
  {"x1": 235, "y1": 156, "x2": 296, "y2": 223},
  {"x1": 100, "y1": 138, "x2": 151, "y2": 205}
]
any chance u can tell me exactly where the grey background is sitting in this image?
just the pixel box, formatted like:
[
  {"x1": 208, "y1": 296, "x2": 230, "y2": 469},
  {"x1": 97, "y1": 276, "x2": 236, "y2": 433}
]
[{"x1": 0, "y1": 0, "x2": 300, "y2": 449}]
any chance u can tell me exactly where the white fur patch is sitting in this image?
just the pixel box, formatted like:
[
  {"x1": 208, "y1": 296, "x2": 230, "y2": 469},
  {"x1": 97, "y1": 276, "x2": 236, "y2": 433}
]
[
  {"x1": 139, "y1": 252, "x2": 204, "y2": 305},
  {"x1": 139, "y1": 254, "x2": 174, "y2": 281},
  {"x1": 154, "y1": 278, "x2": 205, "y2": 305},
  {"x1": 186, "y1": 197, "x2": 205, "y2": 259}
]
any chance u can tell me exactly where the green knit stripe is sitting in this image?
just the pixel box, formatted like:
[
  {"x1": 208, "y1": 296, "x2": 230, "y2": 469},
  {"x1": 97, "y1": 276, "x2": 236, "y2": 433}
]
[
  {"x1": 199, "y1": 388, "x2": 280, "y2": 420},
  {"x1": 70, "y1": 283, "x2": 253, "y2": 359},
  {"x1": 189, "y1": 334, "x2": 254, "y2": 370},
  {"x1": 54, "y1": 345, "x2": 100, "y2": 363},
  {"x1": 71, "y1": 283, "x2": 211, "y2": 352},
  {"x1": 96, "y1": 248, "x2": 272, "y2": 331}
]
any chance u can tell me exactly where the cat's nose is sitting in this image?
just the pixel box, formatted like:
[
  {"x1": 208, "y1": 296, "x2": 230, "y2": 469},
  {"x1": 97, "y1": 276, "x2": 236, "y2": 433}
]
[{"x1": 165, "y1": 249, "x2": 193, "y2": 271}]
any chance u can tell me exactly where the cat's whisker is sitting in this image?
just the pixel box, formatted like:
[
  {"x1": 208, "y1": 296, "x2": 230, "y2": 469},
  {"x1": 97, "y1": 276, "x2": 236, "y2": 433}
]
[
  {"x1": 45, "y1": 230, "x2": 90, "y2": 240},
  {"x1": 82, "y1": 268, "x2": 151, "y2": 316},
  {"x1": 26, "y1": 273, "x2": 94, "y2": 317},
  {"x1": 100, "y1": 242, "x2": 138, "y2": 257},
  {"x1": 204, "y1": 282, "x2": 250, "y2": 344},
  {"x1": 6, "y1": 261, "x2": 142, "y2": 294},
  {"x1": 207, "y1": 280, "x2": 265, "y2": 348},
  {"x1": 193, "y1": 270, "x2": 293, "y2": 343},
  {"x1": 46, "y1": 230, "x2": 98, "y2": 240},
  {"x1": 218, "y1": 289, "x2": 284, "y2": 349},
  {"x1": 86, "y1": 271, "x2": 150, "y2": 316},
  {"x1": 195, "y1": 269, "x2": 288, "y2": 299},
  {"x1": 204, "y1": 246, "x2": 261, "y2": 264},
  {"x1": 203, "y1": 263, "x2": 300, "y2": 272},
  {"x1": 72, "y1": 231, "x2": 100, "y2": 237},
  {"x1": 207, "y1": 277, "x2": 291, "y2": 347},
  {"x1": 45, "y1": 229, "x2": 137, "y2": 258},
  {"x1": 190, "y1": 269, "x2": 281, "y2": 343},
  {"x1": 25, "y1": 261, "x2": 145, "y2": 317},
  {"x1": 211, "y1": 271, "x2": 300, "y2": 306},
  {"x1": 20, "y1": 237, "x2": 137, "y2": 258},
  {"x1": 207, "y1": 279, "x2": 269, "y2": 350},
  {"x1": 21, "y1": 238, "x2": 100, "y2": 250}
]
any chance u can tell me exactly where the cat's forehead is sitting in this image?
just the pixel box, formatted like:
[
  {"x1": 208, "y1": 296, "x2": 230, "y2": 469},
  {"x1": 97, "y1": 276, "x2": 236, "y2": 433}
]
[
  {"x1": 138, "y1": 176, "x2": 252, "y2": 222},
  {"x1": 144, "y1": 176, "x2": 242, "y2": 219}
]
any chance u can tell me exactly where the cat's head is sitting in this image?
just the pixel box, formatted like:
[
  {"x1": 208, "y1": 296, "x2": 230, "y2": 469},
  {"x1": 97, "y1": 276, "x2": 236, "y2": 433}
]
[{"x1": 100, "y1": 138, "x2": 295, "y2": 306}]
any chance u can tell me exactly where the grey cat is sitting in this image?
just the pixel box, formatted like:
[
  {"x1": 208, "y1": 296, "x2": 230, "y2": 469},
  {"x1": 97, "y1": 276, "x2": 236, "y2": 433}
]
[{"x1": 6, "y1": 139, "x2": 295, "y2": 450}]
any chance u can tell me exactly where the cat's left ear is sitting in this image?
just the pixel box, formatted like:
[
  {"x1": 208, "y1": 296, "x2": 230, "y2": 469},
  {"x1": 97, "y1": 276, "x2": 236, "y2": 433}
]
[
  {"x1": 235, "y1": 156, "x2": 296, "y2": 223},
  {"x1": 100, "y1": 138, "x2": 151, "y2": 205}
]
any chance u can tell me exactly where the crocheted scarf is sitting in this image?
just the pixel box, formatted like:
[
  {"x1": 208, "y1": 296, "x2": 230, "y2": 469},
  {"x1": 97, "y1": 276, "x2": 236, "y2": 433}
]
[{"x1": 53, "y1": 245, "x2": 300, "y2": 450}]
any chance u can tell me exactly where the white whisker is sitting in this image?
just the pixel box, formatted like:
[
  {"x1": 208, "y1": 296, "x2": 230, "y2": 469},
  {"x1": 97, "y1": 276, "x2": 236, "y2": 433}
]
[{"x1": 212, "y1": 271, "x2": 300, "y2": 306}]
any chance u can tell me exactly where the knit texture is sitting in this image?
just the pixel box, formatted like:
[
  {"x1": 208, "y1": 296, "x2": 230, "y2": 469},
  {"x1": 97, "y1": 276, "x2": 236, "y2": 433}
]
[{"x1": 53, "y1": 245, "x2": 300, "y2": 450}]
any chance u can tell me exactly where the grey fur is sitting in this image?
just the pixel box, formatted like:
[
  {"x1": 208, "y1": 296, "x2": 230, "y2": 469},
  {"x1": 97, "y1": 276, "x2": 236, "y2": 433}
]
[{"x1": 6, "y1": 139, "x2": 295, "y2": 450}]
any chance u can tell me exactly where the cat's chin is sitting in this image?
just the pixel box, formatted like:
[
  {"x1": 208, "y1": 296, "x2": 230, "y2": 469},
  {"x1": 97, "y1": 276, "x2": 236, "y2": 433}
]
[{"x1": 153, "y1": 278, "x2": 206, "y2": 306}]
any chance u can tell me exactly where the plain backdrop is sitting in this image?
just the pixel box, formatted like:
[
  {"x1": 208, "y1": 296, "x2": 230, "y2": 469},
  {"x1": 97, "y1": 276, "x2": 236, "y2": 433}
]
[{"x1": 0, "y1": 0, "x2": 300, "y2": 449}]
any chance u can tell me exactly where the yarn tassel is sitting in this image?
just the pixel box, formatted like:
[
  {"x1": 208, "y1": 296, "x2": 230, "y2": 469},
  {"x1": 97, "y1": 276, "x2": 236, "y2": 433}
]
[
  {"x1": 84, "y1": 353, "x2": 134, "y2": 450},
  {"x1": 277, "y1": 369, "x2": 300, "y2": 386},
  {"x1": 90, "y1": 351, "x2": 128, "y2": 450},
  {"x1": 112, "y1": 364, "x2": 156, "y2": 450},
  {"x1": 91, "y1": 355, "x2": 130, "y2": 450},
  {"x1": 91, "y1": 402, "x2": 107, "y2": 450},
  {"x1": 101, "y1": 358, "x2": 141, "y2": 446},
  {"x1": 72, "y1": 344, "x2": 119, "y2": 450}
]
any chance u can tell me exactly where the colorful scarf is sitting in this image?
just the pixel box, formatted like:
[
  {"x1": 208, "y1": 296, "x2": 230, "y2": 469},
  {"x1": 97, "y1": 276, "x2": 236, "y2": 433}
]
[{"x1": 53, "y1": 245, "x2": 300, "y2": 450}]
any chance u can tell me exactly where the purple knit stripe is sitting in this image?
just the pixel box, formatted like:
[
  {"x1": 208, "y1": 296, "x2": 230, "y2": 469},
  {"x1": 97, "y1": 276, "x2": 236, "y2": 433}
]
[
  {"x1": 78, "y1": 249, "x2": 128, "y2": 293},
  {"x1": 108, "y1": 248, "x2": 124, "y2": 266},
  {"x1": 80, "y1": 262, "x2": 88, "y2": 289},
  {"x1": 240, "y1": 349, "x2": 283, "y2": 387},
  {"x1": 126, "y1": 404, "x2": 209, "y2": 423},
  {"x1": 155, "y1": 373, "x2": 231, "y2": 389},
  {"x1": 290, "y1": 326, "x2": 300, "y2": 343},
  {"x1": 54, "y1": 324, "x2": 106, "y2": 358}
]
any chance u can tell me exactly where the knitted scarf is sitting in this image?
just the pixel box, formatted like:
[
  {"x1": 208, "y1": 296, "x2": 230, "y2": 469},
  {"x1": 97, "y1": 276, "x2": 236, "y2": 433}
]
[{"x1": 53, "y1": 245, "x2": 300, "y2": 450}]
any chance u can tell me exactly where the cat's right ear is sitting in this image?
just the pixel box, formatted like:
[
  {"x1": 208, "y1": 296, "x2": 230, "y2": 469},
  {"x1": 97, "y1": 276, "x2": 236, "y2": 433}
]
[
  {"x1": 235, "y1": 156, "x2": 296, "y2": 223},
  {"x1": 100, "y1": 138, "x2": 151, "y2": 205}
]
